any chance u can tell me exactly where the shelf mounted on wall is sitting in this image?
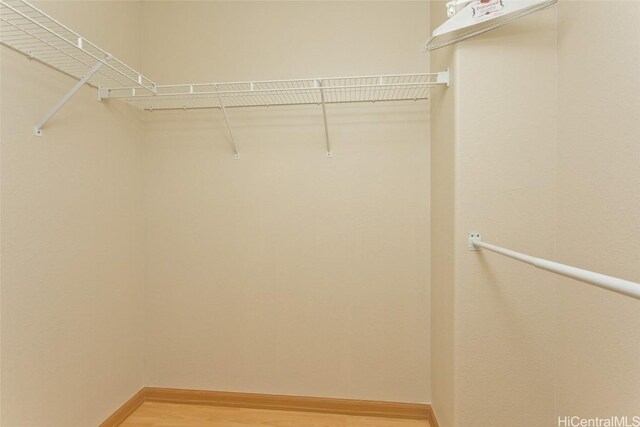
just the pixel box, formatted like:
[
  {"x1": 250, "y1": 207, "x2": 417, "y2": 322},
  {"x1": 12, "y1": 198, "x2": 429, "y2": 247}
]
[
  {"x1": 426, "y1": 0, "x2": 558, "y2": 51},
  {"x1": 0, "y1": 0, "x2": 156, "y2": 135},
  {"x1": 101, "y1": 72, "x2": 450, "y2": 159},
  {"x1": 1, "y1": 0, "x2": 450, "y2": 157}
]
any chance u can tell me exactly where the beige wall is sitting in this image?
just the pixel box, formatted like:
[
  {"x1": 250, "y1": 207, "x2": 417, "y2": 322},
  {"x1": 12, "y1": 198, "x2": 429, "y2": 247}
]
[
  {"x1": 0, "y1": 2, "x2": 146, "y2": 426},
  {"x1": 429, "y1": 2, "x2": 456, "y2": 426},
  {"x1": 143, "y1": 104, "x2": 431, "y2": 402},
  {"x1": 141, "y1": 1, "x2": 430, "y2": 84},
  {"x1": 453, "y1": 10, "x2": 559, "y2": 426},
  {"x1": 429, "y1": 1, "x2": 640, "y2": 426},
  {"x1": 141, "y1": 1, "x2": 432, "y2": 403},
  {"x1": 556, "y1": 0, "x2": 640, "y2": 419}
]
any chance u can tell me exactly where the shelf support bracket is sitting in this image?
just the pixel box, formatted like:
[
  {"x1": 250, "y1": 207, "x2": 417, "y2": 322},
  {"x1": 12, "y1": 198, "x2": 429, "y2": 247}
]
[
  {"x1": 219, "y1": 98, "x2": 240, "y2": 160},
  {"x1": 317, "y1": 80, "x2": 332, "y2": 158},
  {"x1": 437, "y1": 69, "x2": 450, "y2": 86},
  {"x1": 34, "y1": 58, "x2": 108, "y2": 136}
]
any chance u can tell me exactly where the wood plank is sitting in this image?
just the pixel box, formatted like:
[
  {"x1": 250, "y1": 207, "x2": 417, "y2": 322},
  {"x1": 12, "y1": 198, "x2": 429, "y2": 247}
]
[
  {"x1": 99, "y1": 388, "x2": 145, "y2": 427},
  {"x1": 101, "y1": 387, "x2": 439, "y2": 426},
  {"x1": 143, "y1": 387, "x2": 430, "y2": 420},
  {"x1": 428, "y1": 407, "x2": 440, "y2": 427},
  {"x1": 120, "y1": 401, "x2": 431, "y2": 427}
]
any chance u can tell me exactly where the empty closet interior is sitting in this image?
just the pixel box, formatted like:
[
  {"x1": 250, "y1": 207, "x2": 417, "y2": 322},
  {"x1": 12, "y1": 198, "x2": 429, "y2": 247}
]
[{"x1": 1, "y1": 1, "x2": 639, "y2": 426}]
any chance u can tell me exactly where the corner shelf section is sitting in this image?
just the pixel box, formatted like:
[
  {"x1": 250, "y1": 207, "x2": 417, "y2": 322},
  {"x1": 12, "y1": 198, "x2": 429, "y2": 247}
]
[{"x1": 0, "y1": 0, "x2": 155, "y2": 135}]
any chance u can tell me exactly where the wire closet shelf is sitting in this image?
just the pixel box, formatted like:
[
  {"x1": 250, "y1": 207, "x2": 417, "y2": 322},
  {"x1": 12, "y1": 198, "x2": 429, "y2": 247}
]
[
  {"x1": 101, "y1": 73, "x2": 449, "y2": 111},
  {"x1": 0, "y1": 0, "x2": 450, "y2": 155},
  {"x1": 0, "y1": 0, "x2": 155, "y2": 91}
]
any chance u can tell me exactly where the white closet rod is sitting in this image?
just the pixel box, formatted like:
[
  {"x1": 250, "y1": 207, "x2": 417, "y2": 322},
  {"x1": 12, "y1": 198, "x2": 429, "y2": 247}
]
[{"x1": 468, "y1": 233, "x2": 640, "y2": 300}]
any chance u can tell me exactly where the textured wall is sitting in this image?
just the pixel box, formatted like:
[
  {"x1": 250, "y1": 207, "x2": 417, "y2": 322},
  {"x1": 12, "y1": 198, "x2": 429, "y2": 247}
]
[
  {"x1": 429, "y1": 1, "x2": 640, "y2": 426},
  {"x1": 0, "y1": 2, "x2": 146, "y2": 426},
  {"x1": 429, "y1": 1, "x2": 456, "y2": 426},
  {"x1": 453, "y1": 8, "x2": 559, "y2": 427},
  {"x1": 141, "y1": 1, "x2": 432, "y2": 403},
  {"x1": 556, "y1": 0, "x2": 640, "y2": 420}
]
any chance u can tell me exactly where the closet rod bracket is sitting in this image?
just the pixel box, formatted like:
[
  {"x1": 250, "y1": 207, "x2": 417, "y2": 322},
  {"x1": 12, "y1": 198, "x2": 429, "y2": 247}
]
[
  {"x1": 34, "y1": 57, "x2": 109, "y2": 136},
  {"x1": 468, "y1": 232, "x2": 481, "y2": 250}
]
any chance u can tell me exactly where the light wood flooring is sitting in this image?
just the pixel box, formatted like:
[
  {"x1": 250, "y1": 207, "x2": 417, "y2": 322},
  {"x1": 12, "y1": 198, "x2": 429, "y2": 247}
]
[{"x1": 120, "y1": 402, "x2": 431, "y2": 427}]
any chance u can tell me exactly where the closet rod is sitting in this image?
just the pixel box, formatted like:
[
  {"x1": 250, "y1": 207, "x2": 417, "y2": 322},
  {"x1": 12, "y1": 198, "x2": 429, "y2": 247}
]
[{"x1": 468, "y1": 233, "x2": 640, "y2": 300}]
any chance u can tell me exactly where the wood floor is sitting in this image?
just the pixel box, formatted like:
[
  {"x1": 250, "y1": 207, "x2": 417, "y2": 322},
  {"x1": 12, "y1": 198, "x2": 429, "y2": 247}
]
[{"x1": 120, "y1": 402, "x2": 431, "y2": 427}]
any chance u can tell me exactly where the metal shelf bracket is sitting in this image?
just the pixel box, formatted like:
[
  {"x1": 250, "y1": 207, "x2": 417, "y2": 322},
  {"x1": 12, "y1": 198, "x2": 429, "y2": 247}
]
[
  {"x1": 219, "y1": 97, "x2": 240, "y2": 160},
  {"x1": 34, "y1": 57, "x2": 108, "y2": 136},
  {"x1": 437, "y1": 69, "x2": 450, "y2": 87},
  {"x1": 317, "y1": 79, "x2": 332, "y2": 158}
]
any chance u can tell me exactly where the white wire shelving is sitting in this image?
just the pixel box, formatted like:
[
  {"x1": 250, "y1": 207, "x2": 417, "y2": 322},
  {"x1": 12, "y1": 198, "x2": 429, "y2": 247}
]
[
  {"x1": 102, "y1": 73, "x2": 449, "y2": 111},
  {"x1": 0, "y1": 0, "x2": 450, "y2": 157},
  {"x1": 103, "y1": 73, "x2": 449, "y2": 158},
  {"x1": 0, "y1": 0, "x2": 155, "y2": 135}
]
